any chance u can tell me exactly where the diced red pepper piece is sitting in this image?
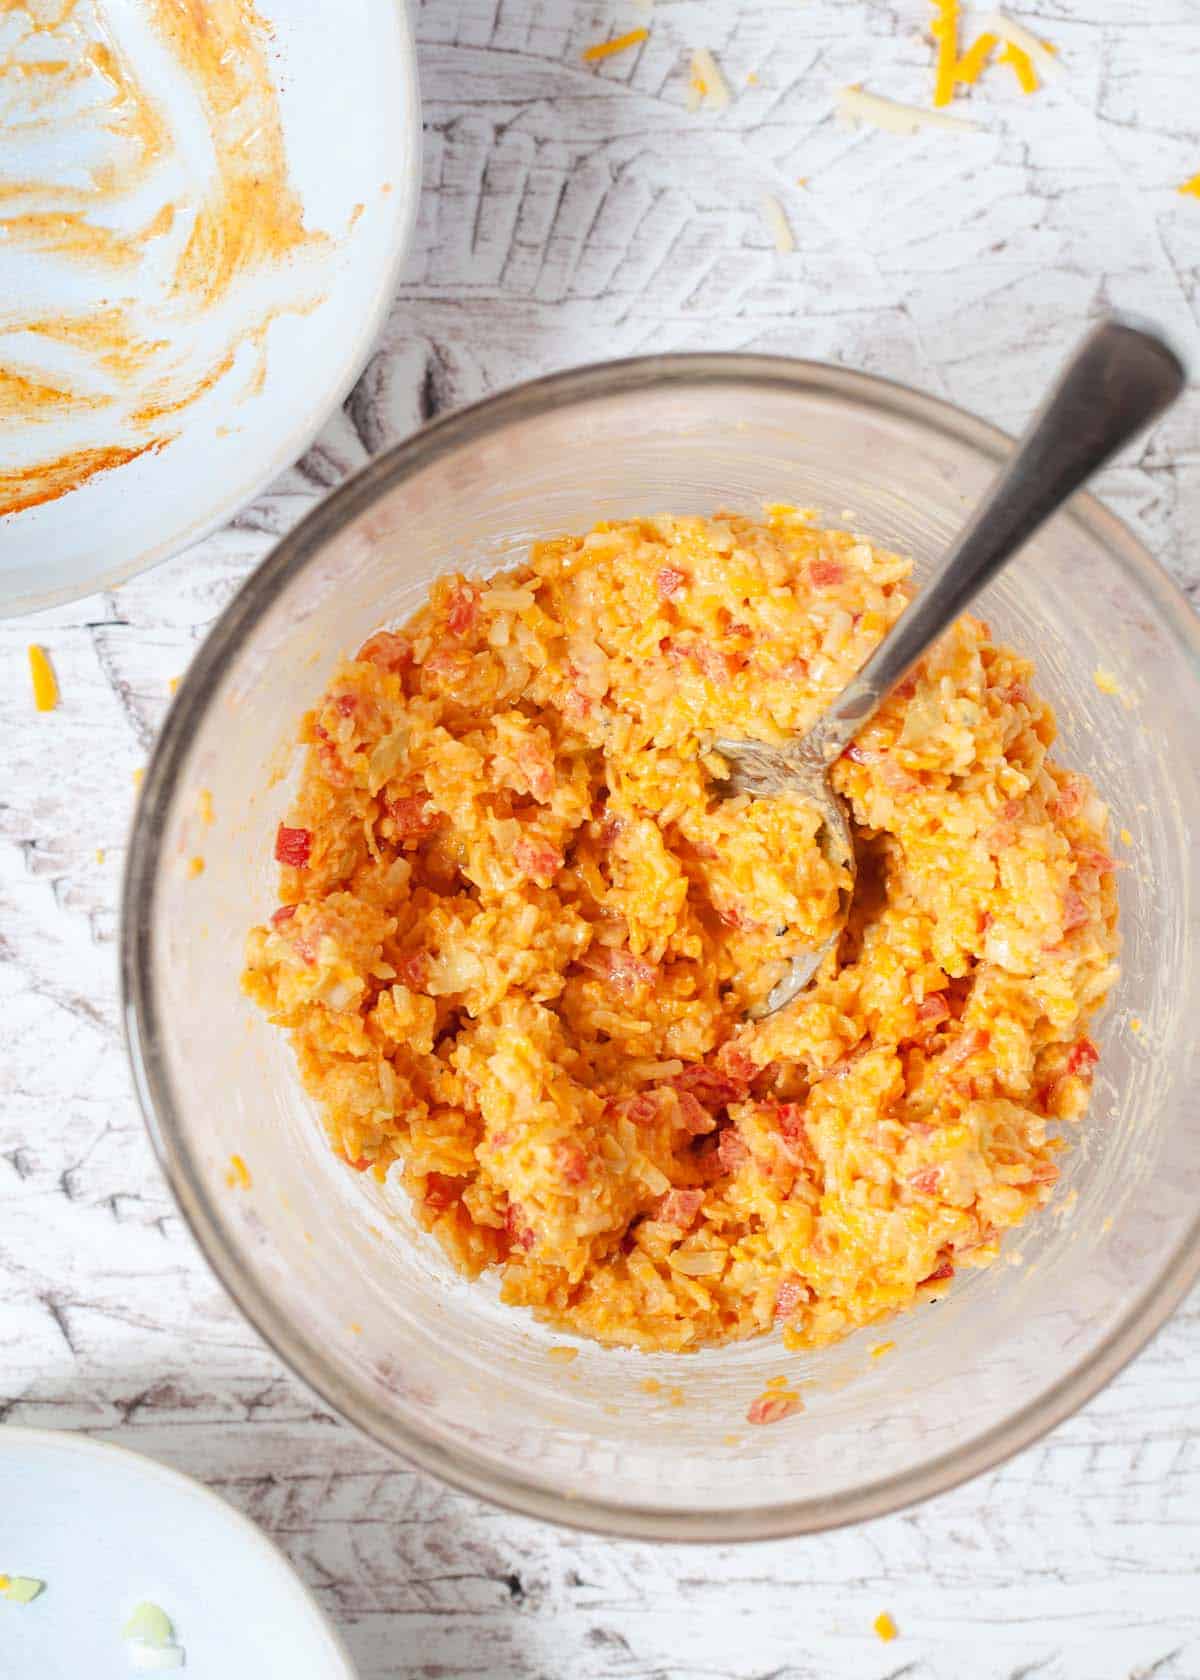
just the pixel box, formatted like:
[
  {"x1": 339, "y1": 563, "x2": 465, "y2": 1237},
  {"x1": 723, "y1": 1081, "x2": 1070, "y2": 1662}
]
[
  {"x1": 656, "y1": 566, "x2": 688, "y2": 599},
  {"x1": 657, "y1": 1187, "x2": 704, "y2": 1229},
  {"x1": 675, "y1": 1091, "x2": 715, "y2": 1136},
  {"x1": 554, "y1": 1140, "x2": 589, "y2": 1185},
  {"x1": 809, "y1": 557, "x2": 845, "y2": 588},
  {"x1": 1065, "y1": 1037, "x2": 1099, "y2": 1077},
  {"x1": 919, "y1": 1258, "x2": 955, "y2": 1285},
  {"x1": 622, "y1": 1091, "x2": 661, "y2": 1126},
  {"x1": 424, "y1": 1173, "x2": 461, "y2": 1211},
  {"x1": 916, "y1": 994, "x2": 950, "y2": 1025},
  {"x1": 674, "y1": 1063, "x2": 745, "y2": 1108},
  {"x1": 747, "y1": 1391, "x2": 802, "y2": 1425},
  {"x1": 1062, "y1": 889, "x2": 1090, "y2": 932},
  {"x1": 513, "y1": 836, "x2": 563, "y2": 885},
  {"x1": 388, "y1": 795, "x2": 442, "y2": 839},
  {"x1": 908, "y1": 1167, "x2": 942, "y2": 1195},
  {"x1": 274, "y1": 824, "x2": 312, "y2": 868},
  {"x1": 717, "y1": 1128, "x2": 749, "y2": 1172},
  {"x1": 505, "y1": 1203, "x2": 536, "y2": 1252},
  {"x1": 356, "y1": 631, "x2": 414, "y2": 672},
  {"x1": 270, "y1": 903, "x2": 297, "y2": 929},
  {"x1": 446, "y1": 585, "x2": 479, "y2": 637}
]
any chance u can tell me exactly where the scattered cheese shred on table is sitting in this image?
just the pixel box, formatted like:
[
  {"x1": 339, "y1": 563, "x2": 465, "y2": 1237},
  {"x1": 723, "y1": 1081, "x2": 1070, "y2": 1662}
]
[
  {"x1": 760, "y1": 193, "x2": 795, "y2": 252},
  {"x1": 999, "y1": 39, "x2": 1038, "y2": 93},
  {"x1": 198, "y1": 789, "x2": 214, "y2": 825},
  {"x1": 226, "y1": 1153, "x2": 252, "y2": 1190},
  {"x1": 1093, "y1": 667, "x2": 1119, "y2": 695},
  {"x1": 689, "y1": 47, "x2": 730, "y2": 112},
  {"x1": 930, "y1": 0, "x2": 960, "y2": 107},
  {"x1": 978, "y1": 10, "x2": 1058, "y2": 78},
  {"x1": 1178, "y1": 172, "x2": 1200, "y2": 200},
  {"x1": 186, "y1": 856, "x2": 205, "y2": 879},
  {"x1": 548, "y1": 1345, "x2": 579, "y2": 1363},
  {"x1": 955, "y1": 29, "x2": 998, "y2": 86},
  {"x1": 837, "y1": 84, "x2": 978, "y2": 134},
  {"x1": 874, "y1": 1611, "x2": 898, "y2": 1642},
  {"x1": 1, "y1": 1575, "x2": 45, "y2": 1604},
  {"x1": 28, "y1": 645, "x2": 59, "y2": 712},
  {"x1": 1119, "y1": 827, "x2": 1133, "y2": 847},
  {"x1": 870, "y1": 1339, "x2": 896, "y2": 1359},
  {"x1": 582, "y1": 27, "x2": 647, "y2": 62}
]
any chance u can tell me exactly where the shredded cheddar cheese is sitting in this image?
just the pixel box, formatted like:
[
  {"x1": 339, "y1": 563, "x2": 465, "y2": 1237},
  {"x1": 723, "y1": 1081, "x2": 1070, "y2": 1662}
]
[
  {"x1": 548, "y1": 1345, "x2": 579, "y2": 1363},
  {"x1": 955, "y1": 30, "x2": 998, "y2": 86},
  {"x1": 1178, "y1": 172, "x2": 1200, "y2": 200},
  {"x1": 1000, "y1": 40, "x2": 1038, "y2": 93},
  {"x1": 28, "y1": 645, "x2": 58, "y2": 712},
  {"x1": 198, "y1": 788, "x2": 214, "y2": 825},
  {"x1": 980, "y1": 11, "x2": 1058, "y2": 78},
  {"x1": 874, "y1": 1611, "x2": 898, "y2": 1642},
  {"x1": 582, "y1": 27, "x2": 648, "y2": 63},
  {"x1": 1119, "y1": 827, "x2": 1133, "y2": 847},
  {"x1": 1130, "y1": 1017, "x2": 1143, "y2": 1033},
  {"x1": 186, "y1": 856, "x2": 205, "y2": 879},
  {"x1": 870, "y1": 1339, "x2": 896, "y2": 1358},
  {"x1": 932, "y1": 4, "x2": 1054, "y2": 103},
  {"x1": 930, "y1": 0, "x2": 959, "y2": 107}
]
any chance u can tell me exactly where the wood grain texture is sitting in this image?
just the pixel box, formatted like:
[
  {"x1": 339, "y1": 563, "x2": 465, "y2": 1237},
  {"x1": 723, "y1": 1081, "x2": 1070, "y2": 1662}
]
[{"x1": 3, "y1": 1, "x2": 1199, "y2": 1675}]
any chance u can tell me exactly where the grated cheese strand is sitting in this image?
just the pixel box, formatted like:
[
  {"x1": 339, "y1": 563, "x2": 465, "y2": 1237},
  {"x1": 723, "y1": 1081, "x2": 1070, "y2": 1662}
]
[
  {"x1": 582, "y1": 27, "x2": 648, "y2": 62},
  {"x1": 929, "y1": 0, "x2": 960, "y2": 107},
  {"x1": 760, "y1": 193, "x2": 795, "y2": 254},
  {"x1": 28, "y1": 645, "x2": 59, "y2": 712},
  {"x1": 690, "y1": 47, "x2": 731, "y2": 112},
  {"x1": 999, "y1": 40, "x2": 1038, "y2": 93},
  {"x1": 874, "y1": 1611, "x2": 898, "y2": 1642},
  {"x1": 978, "y1": 11, "x2": 1059, "y2": 78},
  {"x1": 836, "y1": 84, "x2": 979, "y2": 134},
  {"x1": 955, "y1": 30, "x2": 998, "y2": 86},
  {"x1": 1178, "y1": 172, "x2": 1200, "y2": 200}
]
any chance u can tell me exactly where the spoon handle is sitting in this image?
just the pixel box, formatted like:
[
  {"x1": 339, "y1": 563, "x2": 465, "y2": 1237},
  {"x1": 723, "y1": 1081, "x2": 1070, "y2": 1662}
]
[{"x1": 805, "y1": 315, "x2": 1186, "y2": 764}]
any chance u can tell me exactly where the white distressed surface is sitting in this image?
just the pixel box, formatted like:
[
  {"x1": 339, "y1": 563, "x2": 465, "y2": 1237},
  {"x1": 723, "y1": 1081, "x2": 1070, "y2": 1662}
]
[{"x1": 3, "y1": 1, "x2": 1200, "y2": 1675}]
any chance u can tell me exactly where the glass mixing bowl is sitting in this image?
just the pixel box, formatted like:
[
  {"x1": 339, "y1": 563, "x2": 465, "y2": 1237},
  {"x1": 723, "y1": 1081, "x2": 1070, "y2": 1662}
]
[{"x1": 121, "y1": 355, "x2": 1200, "y2": 1540}]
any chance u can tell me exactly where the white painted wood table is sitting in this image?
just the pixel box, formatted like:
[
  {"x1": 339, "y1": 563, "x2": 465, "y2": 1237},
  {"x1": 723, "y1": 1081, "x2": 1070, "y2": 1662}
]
[{"x1": 3, "y1": 1, "x2": 1199, "y2": 1675}]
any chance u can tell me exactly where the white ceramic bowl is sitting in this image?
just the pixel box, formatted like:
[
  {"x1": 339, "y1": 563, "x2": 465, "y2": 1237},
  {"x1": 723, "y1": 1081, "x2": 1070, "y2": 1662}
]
[
  {"x1": 0, "y1": 1428, "x2": 355, "y2": 1678},
  {"x1": 0, "y1": 0, "x2": 420, "y2": 616}
]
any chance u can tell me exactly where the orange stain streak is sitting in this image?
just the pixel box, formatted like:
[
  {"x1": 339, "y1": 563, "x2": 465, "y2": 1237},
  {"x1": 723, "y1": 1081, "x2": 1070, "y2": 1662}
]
[
  {"x1": 0, "y1": 437, "x2": 168, "y2": 518},
  {"x1": 143, "y1": 0, "x2": 327, "y2": 307},
  {"x1": 0, "y1": 365, "x2": 106, "y2": 421}
]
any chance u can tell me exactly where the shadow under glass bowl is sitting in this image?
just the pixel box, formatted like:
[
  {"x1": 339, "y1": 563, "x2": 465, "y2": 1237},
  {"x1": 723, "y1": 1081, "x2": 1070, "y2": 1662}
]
[{"x1": 121, "y1": 355, "x2": 1200, "y2": 1541}]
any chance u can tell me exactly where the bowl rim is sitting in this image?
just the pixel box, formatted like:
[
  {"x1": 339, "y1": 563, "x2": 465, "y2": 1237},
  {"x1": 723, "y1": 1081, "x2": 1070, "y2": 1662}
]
[
  {"x1": 120, "y1": 350, "x2": 1200, "y2": 1542},
  {"x1": 2, "y1": 0, "x2": 422, "y2": 618}
]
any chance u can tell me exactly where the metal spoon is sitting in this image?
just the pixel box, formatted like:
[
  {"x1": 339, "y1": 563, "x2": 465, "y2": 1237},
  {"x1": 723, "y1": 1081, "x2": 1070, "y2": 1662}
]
[{"x1": 715, "y1": 315, "x2": 1186, "y2": 1018}]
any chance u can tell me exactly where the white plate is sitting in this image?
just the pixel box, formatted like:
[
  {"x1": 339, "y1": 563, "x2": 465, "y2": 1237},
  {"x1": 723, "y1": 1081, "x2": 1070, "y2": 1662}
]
[
  {"x1": 0, "y1": 1428, "x2": 356, "y2": 1679},
  {"x1": 0, "y1": 0, "x2": 420, "y2": 616}
]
